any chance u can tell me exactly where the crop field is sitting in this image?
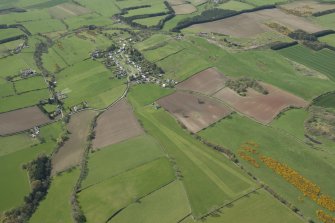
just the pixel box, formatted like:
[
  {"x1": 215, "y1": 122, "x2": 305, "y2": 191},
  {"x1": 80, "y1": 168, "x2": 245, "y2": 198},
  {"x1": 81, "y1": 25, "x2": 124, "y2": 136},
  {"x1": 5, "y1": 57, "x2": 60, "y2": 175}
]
[
  {"x1": 83, "y1": 135, "x2": 164, "y2": 188},
  {"x1": 176, "y1": 67, "x2": 228, "y2": 95},
  {"x1": 93, "y1": 99, "x2": 144, "y2": 149},
  {"x1": 0, "y1": 122, "x2": 63, "y2": 214},
  {"x1": 278, "y1": 45, "x2": 335, "y2": 81},
  {"x1": 213, "y1": 82, "x2": 308, "y2": 124},
  {"x1": 172, "y1": 4, "x2": 197, "y2": 14},
  {"x1": 51, "y1": 110, "x2": 97, "y2": 175},
  {"x1": 48, "y1": 3, "x2": 91, "y2": 19},
  {"x1": 110, "y1": 180, "x2": 191, "y2": 223},
  {"x1": 0, "y1": 106, "x2": 50, "y2": 136},
  {"x1": 56, "y1": 60, "x2": 126, "y2": 110},
  {"x1": 30, "y1": 168, "x2": 80, "y2": 223},
  {"x1": 188, "y1": 8, "x2": 323, "y2": 37},
  {"x1": 280, "y1": 1, "x2": 335, "y2": 15},
  {"x1": 199, "y1": 113, "x2": 335, "y2": 221},
  {"x1": 79, "y1": 157, "x2": 175, "y2": 223},
  {"x1": 183, "y1": 189, "x2": 303, "y2": 223},
  {"x1": 129, "y1": 85, "x2": 256, "y2": 218},
  {"x1": 157, "y1": 91, "x2": 232, "y2": 132}
]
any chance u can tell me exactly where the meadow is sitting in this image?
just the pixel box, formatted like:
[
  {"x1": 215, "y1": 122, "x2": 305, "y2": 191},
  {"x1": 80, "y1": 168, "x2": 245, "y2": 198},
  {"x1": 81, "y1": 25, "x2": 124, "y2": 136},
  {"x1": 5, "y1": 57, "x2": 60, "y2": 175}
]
[
  {"x1": 199, "y1": 113, "x2": 335, "y2": 221},
  {"x1": 14, "y1": 76, "x2": 47, "y2": 93},
  {"x1": 56, "y1": 60, "x2": 126, "y2": 110},
  {"x1": 278, "y1": 45, "x2": 335, "y2": 81},
  {"x1": 319, "y1": 34, "x2": 335, "y2": 47},
  {"x1": 0, "y1": 122, "x2": 63, "y2": 214},
  {"x1": 30, "y1": 168, "x2": 80, "y2": 223},
  {"x1": 313, "y1": 92, "x2": 335, "y2": 108},
  {"x1": 128, "y1": 84, "x2": 257, "y2": 218}
]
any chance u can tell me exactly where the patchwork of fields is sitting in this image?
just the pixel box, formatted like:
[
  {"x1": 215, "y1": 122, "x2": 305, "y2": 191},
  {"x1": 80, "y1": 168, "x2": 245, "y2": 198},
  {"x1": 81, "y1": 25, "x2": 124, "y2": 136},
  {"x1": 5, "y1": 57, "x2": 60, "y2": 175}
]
[{"x1": 0, "y1": 0, "x2": 335, "y2": 222}]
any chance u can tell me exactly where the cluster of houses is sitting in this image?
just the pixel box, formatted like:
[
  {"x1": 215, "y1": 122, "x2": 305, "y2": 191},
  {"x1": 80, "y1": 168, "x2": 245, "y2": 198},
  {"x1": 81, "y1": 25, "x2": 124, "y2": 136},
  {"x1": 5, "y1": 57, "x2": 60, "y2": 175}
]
[
  {"x1": 30, "y1": 126, "x2": 40, "y2": 138},
  {"x1": 20, "y1": 68, "x2": 36, "y2": 78}
]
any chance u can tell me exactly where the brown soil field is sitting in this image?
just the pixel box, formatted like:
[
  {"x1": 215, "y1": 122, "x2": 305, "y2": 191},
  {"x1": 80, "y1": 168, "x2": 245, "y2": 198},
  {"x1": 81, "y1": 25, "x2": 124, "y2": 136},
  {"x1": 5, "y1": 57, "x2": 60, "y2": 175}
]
[
  {"x1": 92, "y1": 99, "x2": 144, "y2": 150},
  {"x1": 51, "y1": 110, "x2": 97, "y2": 175},
  {"x1": 157, "y1": 91, "x2": 232, "y2": 132},
  {"x1": 189, "y1": 8, "x2": 323, "y2": 37},
  {"x1": 280, "y1": 1, "x2": 335, "y2": 15},
  {"x1": 172, "y1": 4, "x2": 197, "y2": 14},
  {"x1": 213, "y1": 83, "x2": 308, "y2": 124},
  {"x1": 0, "y1": 106, "x2": 51, "y2": 136},
  {"x1": 168, "y1": 0, "x2": 186, "y2": 5},
  {"x1": 49, "y1": 3, "x2": 91, "y2": 19},
  {"x1": 176, "y1": 68, "x2": 228, "y2": 95}
]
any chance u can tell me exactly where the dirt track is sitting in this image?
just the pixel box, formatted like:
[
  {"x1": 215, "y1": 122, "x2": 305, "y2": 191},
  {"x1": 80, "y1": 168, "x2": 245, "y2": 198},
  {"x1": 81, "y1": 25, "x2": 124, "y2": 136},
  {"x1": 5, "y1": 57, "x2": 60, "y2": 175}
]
[
  {"x1": 213, "y1": 83, "x2": 308, "y2": 124},
  {"x1": 93, "y1": 99, "x2": 144, "y2": 150},
  {"x1": 51, "y1": 110, "x2": 97, "y2": 175},
  {"x1": 157, "y1": 91, "x2": 232, "y2": 132},
  {"x1": 0, "y1": 106, "x2": 51, "y2": 136}
]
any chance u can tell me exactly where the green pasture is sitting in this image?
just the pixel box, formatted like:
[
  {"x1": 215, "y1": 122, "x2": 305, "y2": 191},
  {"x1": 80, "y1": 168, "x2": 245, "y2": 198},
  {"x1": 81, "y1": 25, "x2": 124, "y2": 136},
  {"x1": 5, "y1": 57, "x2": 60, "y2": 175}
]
[
  {"x1": 199, "y1": 113, "x2": 335, "y2": 221},
  {"x1": 0, "y1": 10, "x2": 51, "y2": 24},
  {"x1": 128, "y1": 85, "x2": 256, "y2": 218},
  {"x1": 56, "y1": 60, "x2": 126, "y2": 110},
  {"x1": 218, "y1": 0, "x2": 253, "y2": 11},
  {"x1": 313, "y1": 92, "x2": 335, "y2": 108},
  {"x1": 82, "y1": 135, "x2": 164, "y2": 188},
  {"x1": 76, "y1": 0, "x2": 120, "y2": 16},
  {"x1": 135, "y1": 34, "x2": 171, "y2": 51},
  {"x1": 21, "y1": 19, "x2": 67, "y2": 35},
  {"x1": 278, "y1": 45, "x2": 335, "y2": 81},
  {"x1": 313, "y1": 13, "x2": 335, "y2": 30},
  {"x1": 184, "y1": 189, "x2": 303, "y2": 223},
  {"x1": 110, "y1": 180, "x2": 191, "y2": 223},
  {"x1": 0, "y1": 82, "x2": 14, "y2": 98},
  {"x1": 0, "y1": 28, "x2": 24, "y2": 40},
  {"x1": 30, "y1": 168, "x2": 80, "y2": 223},
  {"x1": 14, "y1": 76, "x2": 47, "y2": 93},
  {"x1": 42, "y1": 47, "x2": 68, "y2": 73},
  {"x1": 128, "y1": 84, "x2": 174, "y2": 106},
  {"x1": 319, "y1": 34, "x2": 335, "y2": 47},
  {"x1": 123, "y1": 3, "x2": 168, "y2": 18},
  {"x1": 244, "y1": 0, "x2": 289, "y2": 6},
  {"x1": 79, "y1": 157, "x2": 175, "y2": 223},
  {"x1": 0, "y1": 39, "x2": 24, "y2": 57},
  {"x1": 141, "y1": 39, "x2": 185, "y2": 62},
  {"x1": 64, "y1": 13, "x2": 113, "y2": 30},
  {"x1": 134, "y1": 15, "x2": 167, "y2": 27},
  {"x1": 0, "y1": 89, "x2": 49, "y2": 113},
  {"x1": 0, "y1": 122, "x2": 63, "y2": 214},
  {"x1": 271, "y1": 108, "x2": 308, "y2": 141}
]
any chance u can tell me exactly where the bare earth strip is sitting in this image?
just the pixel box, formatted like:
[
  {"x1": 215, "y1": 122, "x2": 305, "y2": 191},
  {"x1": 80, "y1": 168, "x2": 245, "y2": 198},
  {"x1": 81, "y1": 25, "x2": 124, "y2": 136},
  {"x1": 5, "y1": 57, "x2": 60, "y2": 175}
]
[
  {"x1": 176, "y1": 68, "x2": 228, "y2": 95},
  {"x1": 51, "y1": 110, "x2": 97, "y2": 175},
  {"x1": 280, "y1": 1, "x2": 335, "y2": 15},
  {"x1": 213, "y1": 83, "x2": 308, "y2": 124},
  {"x1": 157, "y1": 91, "x2": 232, "y2": 133},
  {"x1": 172, "y1": 4, "x2": 197, "y2": 14},
  {"x1": 93, "y1": 99, "x2": 144, "y2": 150},
  {"x1": 0, "y1": 106, "x2": 51, "y2": 136},
  {"x1": 190, "y1": 8, "x2": 323, "y2": 37}
]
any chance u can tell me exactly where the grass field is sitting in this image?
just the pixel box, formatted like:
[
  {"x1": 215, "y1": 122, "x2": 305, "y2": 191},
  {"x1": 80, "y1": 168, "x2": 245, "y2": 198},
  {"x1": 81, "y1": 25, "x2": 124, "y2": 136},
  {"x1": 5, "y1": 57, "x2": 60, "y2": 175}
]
[
  {"x1": 199, "y1": 113, "x2": 335, "y2": 221},
  {"x1": 79, "y1": 157, "x2": 175, "y2": 223},
  {"x1": 271, "y1": 108, "x2": 308, "y2": 140},
  {"x1": 0, "y1": 89, "x2": 49, "y2": 113},
  {"x1": 134, "y1": 15, "x2": 167, "y2": 27},
  {"x1": 56, "y1": 60, "x2": 126, "y2": 109},
  {"x1": 218, "y1": 0, "x2": 253, "y2": 11},
  {"x1": 110, "y1": 180, "x2": 191, "y2": 223},
  {"x1": 64, "y1": 13, "x2": 113, "y2": 30},
  {"x1": 0, "y1": 133, "x2": 37, "y2": 157},
  {"x1": 313, "y1": 92, "x2": 335, "y2": 108},
  {"x1": 14, "y1": 76, "x2": 47, "y2": 93},
  {"x1": 30, "y1": 168, "x2": 80, "y2": 223},
  {"x1": 82, "y1": 135, "x2": 165, "y2": 188},
  {"x1": 128, "y1": 85, "x2": 256, "y2": 218},
  {"x1": 127, "y1": 84, "x2": 174, "y2": 106},
  {"x1": 313, "y1": 13, "x2": 335, "y2": 30},
  {"x1": 76, "y1": 0, "x2": 120, "y2": 16},
  {"x1": 0, "y1": 10, "x2": 51, "y2": 24},
  {"x1": 0, "y1": 122, "x2": 63, "y2": 214},
  {"x1": 22, "y1": 19, "x2": 67, "y2": 34},
  {"x1": 0, "y1": 28, "x2": 24, "y2": 40},
  {"x1": 0, "y1": 82, "x2": 14, "y2": 98},
  {"x1": 244, "y1": 0, "x2": 289, "y2": 6},
  {"x1": 319, "y1": 34, "x2": 335, "y2": 47},
  {"x1": 278, "y1": 45, "x2": 335, "y2": 81},
  {"x1": 183, "y1": 189, "x2": 303, "y2": 223}
]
